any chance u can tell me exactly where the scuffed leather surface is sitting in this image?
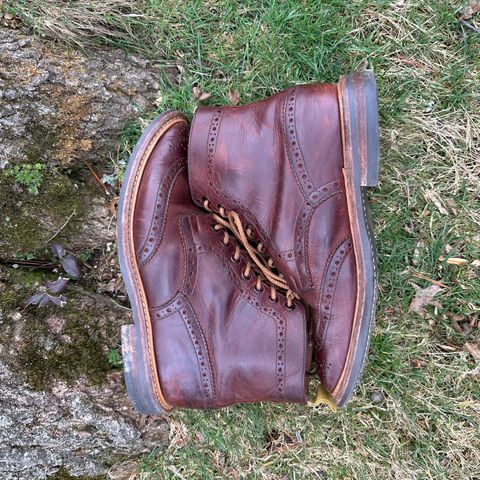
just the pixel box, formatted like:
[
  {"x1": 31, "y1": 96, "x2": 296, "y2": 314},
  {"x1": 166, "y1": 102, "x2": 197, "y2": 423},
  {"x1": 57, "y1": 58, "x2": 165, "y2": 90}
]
[
  {"x1": 188, "y1": 84, "x2": 357, "y2": 394},
  {"x1": 130, "y1": 114, "x2": 307, "y2": 408}
]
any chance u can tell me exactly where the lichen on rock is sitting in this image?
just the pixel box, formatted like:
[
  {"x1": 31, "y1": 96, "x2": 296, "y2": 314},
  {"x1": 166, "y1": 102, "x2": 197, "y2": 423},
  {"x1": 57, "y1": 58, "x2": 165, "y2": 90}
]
[{"x1": 0, "y1": 26, "x2": 161, "y2": 169}]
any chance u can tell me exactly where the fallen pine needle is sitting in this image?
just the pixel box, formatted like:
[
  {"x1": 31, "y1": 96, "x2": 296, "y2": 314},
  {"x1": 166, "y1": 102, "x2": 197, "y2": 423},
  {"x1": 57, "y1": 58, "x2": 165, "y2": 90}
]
[{"x1": 411, "y1": 272, "x2": 449, "y2": 289}]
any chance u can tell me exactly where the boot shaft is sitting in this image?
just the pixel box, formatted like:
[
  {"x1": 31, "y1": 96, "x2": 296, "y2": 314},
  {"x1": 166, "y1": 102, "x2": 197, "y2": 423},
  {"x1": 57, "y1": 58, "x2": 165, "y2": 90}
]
[{"x1": 188, "y1": 82, "x2": 348, "y2": 294}]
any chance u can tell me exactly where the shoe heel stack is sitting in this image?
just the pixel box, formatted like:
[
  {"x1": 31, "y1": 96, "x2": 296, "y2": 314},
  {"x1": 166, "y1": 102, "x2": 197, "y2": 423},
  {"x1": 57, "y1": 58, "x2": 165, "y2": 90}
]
[
  {"x1": 121, "y1": 324, "x2": 164, "y2": 415},
  {"x1": 334, "y1": 70, "x2": 380, "y2": 406},
  {"x1": 339, "y1": 70, "x2": 380, "y2": 187}
]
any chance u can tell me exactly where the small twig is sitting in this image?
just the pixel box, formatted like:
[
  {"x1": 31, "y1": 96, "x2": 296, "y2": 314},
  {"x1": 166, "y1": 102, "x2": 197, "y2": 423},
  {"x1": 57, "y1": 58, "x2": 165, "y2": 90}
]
[
  {"x1": 460, "y1": 18, "x2": 480, "y2": 34},
  {"x1": 84, "y1": 159, "x2": 110, "y2": 195},
  {"x1": 0, "y1": 258, "x2": 57, "y2": 270},
  {"x1": 412, "y1": 272, "x2": 449, "y2": 289},
  {"x1": 46, "y1": 208, "x2": 77, "y2": 243},
  {"x1": 109, "y1": 297, "x2": 131, "y2": 311}
]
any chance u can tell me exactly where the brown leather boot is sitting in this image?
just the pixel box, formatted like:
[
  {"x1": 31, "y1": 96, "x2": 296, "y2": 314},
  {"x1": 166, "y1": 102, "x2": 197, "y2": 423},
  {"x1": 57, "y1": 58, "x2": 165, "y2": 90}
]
[
  {"x1": 188, "y1": 71, "x2": 379, "y2": 407},
  {"x1": 117, "y1": 110, "x2": 308, "y2": 413}
]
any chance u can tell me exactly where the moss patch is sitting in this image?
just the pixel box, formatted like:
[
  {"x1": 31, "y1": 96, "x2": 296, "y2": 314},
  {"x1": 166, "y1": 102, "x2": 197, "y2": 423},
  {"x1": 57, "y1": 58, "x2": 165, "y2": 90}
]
[
  {"x1": 0, "y1": 266, "x2": 119, "y2": 391},
  {"x1": 14, "y1": 291, "x2": 116, "y2": 391},
  {"x1": 0, "y1": 172, "x2": 87, "y2": 257}
]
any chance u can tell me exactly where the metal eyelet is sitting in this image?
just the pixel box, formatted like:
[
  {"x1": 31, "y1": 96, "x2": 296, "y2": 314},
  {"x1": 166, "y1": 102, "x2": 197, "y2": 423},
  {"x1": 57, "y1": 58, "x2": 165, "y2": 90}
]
[
  {"x1": 221, "y1": 239, "x2": 229, "y2": 247},
  {"x1": 210, "y1": 223, "x2": 218, "y2": 231},
  {"x1": 217, "y1": 203, "x2": 227, "y2": 218},
  {"x1": 231, "y1": 255, "x2": 240, "y2": 263},
  {"x1": 269, "y1": 296, "x2": 278, "y2": 304},
  {"x1": 242, "y1": 271, "x2": 252, "y2": 280},
  {"x1": 285, "y1": 302, "x2": 295, "y2": 311},
  {"x1": 254, "y1": 284, "x2": 264, "y2": 293},
  {"x1": 202, "y1": 196, "x2": 211, "y2": 206}
]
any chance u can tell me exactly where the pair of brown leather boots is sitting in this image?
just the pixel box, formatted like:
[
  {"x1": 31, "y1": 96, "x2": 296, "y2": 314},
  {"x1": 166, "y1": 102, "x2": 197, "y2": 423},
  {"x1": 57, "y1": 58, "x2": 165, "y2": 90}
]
[{"x1": 117, "y1": 71, "x2": 379, "y2": 414}]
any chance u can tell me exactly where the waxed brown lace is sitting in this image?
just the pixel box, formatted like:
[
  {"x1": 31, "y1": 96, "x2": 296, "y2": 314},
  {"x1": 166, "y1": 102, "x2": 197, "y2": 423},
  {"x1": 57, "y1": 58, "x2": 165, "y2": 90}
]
[{"x1": 202, "y1": 198, "x2": 299, "y2": 309}]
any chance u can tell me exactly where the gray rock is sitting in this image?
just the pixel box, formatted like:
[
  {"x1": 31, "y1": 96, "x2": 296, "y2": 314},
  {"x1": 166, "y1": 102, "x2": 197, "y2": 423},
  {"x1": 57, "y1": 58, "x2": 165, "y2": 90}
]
[
  {"x1": 0, "y1": 26, "x2": 160, "y2": 168},
  {"x1": 0, "y1": 360, "x2": 168, "y2": 479},
  {"x1": 0, "y1": 25, "x2": 162, "y2": 256},
  {"x1": 0, "y1": 282, "x2": 169, "y2": 480}
]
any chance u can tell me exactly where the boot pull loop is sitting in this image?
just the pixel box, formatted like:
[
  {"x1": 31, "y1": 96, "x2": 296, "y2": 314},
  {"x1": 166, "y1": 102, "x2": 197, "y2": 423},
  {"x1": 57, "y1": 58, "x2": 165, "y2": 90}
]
[{"x1": 307, "y1": 385, "x2": 337, "y2": 412}]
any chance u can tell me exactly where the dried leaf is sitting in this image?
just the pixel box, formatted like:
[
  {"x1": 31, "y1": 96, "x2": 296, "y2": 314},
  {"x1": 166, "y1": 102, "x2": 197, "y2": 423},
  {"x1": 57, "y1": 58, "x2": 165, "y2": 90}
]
[
  {"x1": 410, "y1": 359, "x2": 423, "y2": 368},
  {"x1": 471, "y1": 259, "x2": 480, "y2": 268},
  {"x1": 192, "y1": 86, "x2": 202, "y2": 98},
  {"x1": 60, "y1": 254, "x2": 81, "y2": 279},
  {"x1": 460, "y1": 0, "x2": 480, "y2": 20},
  {"x1": 411, "y1": 272, "x2": 449, "y2": 288},
  {"x1": 109, "y1": 196, "x2": 119, "y2": 219},
  {"x1": 409, "y1": 284, "x2": 443, "y2": 318},
  {"x1": 370, "y1": 390, "x2": 384, "y2": 404},
  {"x1": 439, "y1": 256, "x2": 469, "y2": 266},
  {"x1": 192, "y1": 86, "x2": 211, "y2": 101},
  {"x1": 412, "y1": 240, "x2": 424, "y2": 266},
  {"x1": 438, "y1": 344, "x2": 458, "y2": 352},
  {"x1": 228, "y1": 90, "x2": 240, "y2": 105},
  {"x1": 450, "y1": 314, "x2": 472, "y2": 336},
  {"x1": 44, "y1": 277, "x2": 69, "y2": 294},
  {"x1": 49, "y1": 294, "x2": 67, "y2": 307},
  {"x1": 465, "y1": 365, "x2": 480, "y2": 376},
  {"x1": 424, "y1": 189, "x2": 448, "y2": 215},
  {"x1": 445, "y1": 198, "x2": 458, "y2": 215},
  {"x1": 25, "y1": 292, "x2": 67, "y2": 308},
  {"x1": 51, "y1": 243, "x2": 66, "y2": 258},
  {"x1": 464, "y1": 342, "x2": 480, "y2": 361},
  {"x1": 104, "y1": 278, "x2": 116, "y2": 293},
  {"x1": 25, "y1": 293, "x2": 47, "y2": 307}
]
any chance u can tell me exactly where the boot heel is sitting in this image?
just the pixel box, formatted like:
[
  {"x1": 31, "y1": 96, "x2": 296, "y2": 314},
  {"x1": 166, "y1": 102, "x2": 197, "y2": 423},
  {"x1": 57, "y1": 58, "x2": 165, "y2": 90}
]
[
  {"x1": 339, "y1": 70, "x2": 380, "y2": 187},
  {"x1": 121, "y1": 324, "x2": 165, "y2": 415}
]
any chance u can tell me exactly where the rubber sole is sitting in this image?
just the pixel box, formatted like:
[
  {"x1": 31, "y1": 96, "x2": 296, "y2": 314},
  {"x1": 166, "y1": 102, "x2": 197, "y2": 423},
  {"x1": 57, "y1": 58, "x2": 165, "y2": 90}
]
[
  {"x1": 118, "y1": 110, "x2": 187, "y2": 414},
  {"x1": 333, "y1": 70, "x2": 379, "y2": 407}
]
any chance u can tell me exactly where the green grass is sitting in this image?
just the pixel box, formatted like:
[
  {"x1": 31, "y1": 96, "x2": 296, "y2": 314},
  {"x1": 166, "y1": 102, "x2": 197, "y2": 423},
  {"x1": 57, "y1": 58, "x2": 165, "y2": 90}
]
[{"x1": 9, "y1": 1, "x2": 480, "y2": 479}]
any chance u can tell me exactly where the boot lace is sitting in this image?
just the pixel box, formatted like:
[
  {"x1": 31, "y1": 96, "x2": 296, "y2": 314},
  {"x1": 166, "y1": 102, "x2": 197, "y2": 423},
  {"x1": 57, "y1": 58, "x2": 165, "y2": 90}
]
[{"x1": 202, "y1": 197, "x2": 299, "y2": 310}]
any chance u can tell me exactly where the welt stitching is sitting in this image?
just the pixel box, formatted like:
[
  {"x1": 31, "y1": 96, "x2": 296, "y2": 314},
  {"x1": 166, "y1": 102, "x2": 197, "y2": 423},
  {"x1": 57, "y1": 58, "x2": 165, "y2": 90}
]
[{"x1": 359, "y1": 190, "x2": 378, "y2": 372}]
